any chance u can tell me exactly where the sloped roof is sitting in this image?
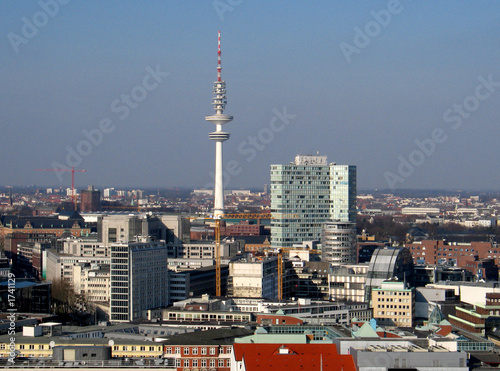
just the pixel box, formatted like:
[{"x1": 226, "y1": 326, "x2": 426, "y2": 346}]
[
  {"x1": 439, "y1": 319, "x2": 451, "y2": 326},
  {"x1": 255, "y1": 327, "x2": 268, "y2": 334},
  {"x1": 233, "y1": 343, "x2": 356, "y2": 371},
  {"x1": 429, "y1": 305, "x2": 446, "y2": 325},
  {"x1": 353, "y1": 322, "x2": 379, "y2": 338},
  {"x1": 0, "y1": 215, "x2": 87, "y2": 229}
]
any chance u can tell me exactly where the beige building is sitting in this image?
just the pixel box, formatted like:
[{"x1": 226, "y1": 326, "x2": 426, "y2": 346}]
[
  {"x1": 372, "y1": 280, "x2": 415, "y2": 327},
  {"x1": 73, "y1": 264, "x2": 110, "y2": 303},
  {"x1": 329, "y1": 263, "x2": 368, "y2": 302}
]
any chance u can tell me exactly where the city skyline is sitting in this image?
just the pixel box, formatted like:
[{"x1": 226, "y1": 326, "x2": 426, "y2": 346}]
[{"x1": 1, "y1": 1, "x2": 500, "y2": 191}]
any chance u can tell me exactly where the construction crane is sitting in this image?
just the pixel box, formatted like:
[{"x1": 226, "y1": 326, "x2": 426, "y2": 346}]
[
  {"x1": 210, "y1": 212, "x2": 299, "y2": 297},
  {"x1": 275, "y1": 247, "x2": 295, "y2": 301},
  {"x1": 185, "y1": 212, "x2": 300, "y2": 297},
  {"x1": 35, "y1": 167, "x2": 87, "y2": 210},
  {"x1": 275, "y1": 246, "x2": 316, "y2": 301}
]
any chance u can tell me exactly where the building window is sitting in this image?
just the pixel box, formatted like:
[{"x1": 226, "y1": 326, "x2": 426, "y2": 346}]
[
  {"x1": 108, "y1": 228, "x2": 117, "y2": 243},
  {"x1": 192, "y1": 347, "x2": 198, "y2": 355},
  {"x1": 183, "y1": 359, "x2": 189, "y2": 368},
  {"x1": 227, "y1": 359, "x2": 231, "y2": 367},
  {"x1": 219, "y1": 359, "x2": 225, "y2": 367},
  {"x1": 193, "y1": 360, "x2": 198, "y2": 367},
  {"x1": 166, "y1": 347, "x2": 172, "y2": 354},
  {"x1": 201, "y1": 359, "x2": 207, "y2": 367},
  {"x1": 183, "y1": 347, "x2": 189, "y2": 355},
  {"x1": 201, "y1": 347, "x2": 207, "y2": 355},
  {"x1": 210, "y1": 347, "x2": 216, "y2": 355},
  {"x1": 210, "y1": 359, "x2": 216, "y2": 368}
]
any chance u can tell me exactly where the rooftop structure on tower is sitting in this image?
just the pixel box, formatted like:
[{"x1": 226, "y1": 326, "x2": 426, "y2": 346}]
[{"x1": 205, "y1": 31, "x2": 233, "y2": 217}]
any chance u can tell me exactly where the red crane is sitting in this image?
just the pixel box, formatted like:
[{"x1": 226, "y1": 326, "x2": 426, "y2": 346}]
[{"x1": 35, "y1": 167, "x2": 87, "y2": 210}]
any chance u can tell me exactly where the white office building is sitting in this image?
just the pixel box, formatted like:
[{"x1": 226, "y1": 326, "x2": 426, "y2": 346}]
[
  {"x1": 228, "y1": 257, "x2": 278, "y2": 299},
  {"x1": 110, "y1": 239, "x2": 171, "y2": 322}
]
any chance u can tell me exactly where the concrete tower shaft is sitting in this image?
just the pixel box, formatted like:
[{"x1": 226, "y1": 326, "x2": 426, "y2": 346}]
[{"x1": 205, "y1": 31, "x2": 233, "y2": 217}]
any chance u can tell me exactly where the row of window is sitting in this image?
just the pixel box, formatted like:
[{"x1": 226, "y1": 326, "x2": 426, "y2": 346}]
[
  {"x1": 377, "y1": 297, "x2": 410, "y2": 303},
  {"x1": 377, "y1": 311, "x2": 411, "y2": 316},
  {"x1": 165, "y1": 346, "x2": 231, "y2": 355},
  {"x1": 178, "y1": 359, "x2": 228, "y2": 368},
  {"x1": 377, "y1": 291, "x2": 411, "y2": 296},
  {"x1": 113, "y1": 345, "x2": 161, "y2": 352},
  {"x1": 377, "y1": 304, "x2": 410, "y2": 309},
  {"x1": 2, "y1": 344, "x2": 45, "y2": 350}
]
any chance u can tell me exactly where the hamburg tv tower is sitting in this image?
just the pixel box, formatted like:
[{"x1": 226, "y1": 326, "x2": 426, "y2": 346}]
[{"x1": 206, "y1": 31, "x2": 233, "y2": 217}]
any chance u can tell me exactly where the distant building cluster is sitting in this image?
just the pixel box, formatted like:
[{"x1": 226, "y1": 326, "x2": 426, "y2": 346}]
[{"x1": 2, "y1": 155, "x2": 500, "y2": 369}]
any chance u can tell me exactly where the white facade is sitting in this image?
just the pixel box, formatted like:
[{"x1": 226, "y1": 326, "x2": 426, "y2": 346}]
[
  {"x1": 426, "y1": 282, "x2": 500, "y2": 306},
  {"x1": 63, "y1": 238, "x2": 109, "y2": 257},
  {"x1": 329, "y1": 264, "x2": 368, "y2": 302},
  {"x1": 44, "y1": 249, "x2": 110, "y2": 284},
  {"x1": 401, "y1": 207, "x2": 440, "y2": 215},
  {"x1": 229, "y1": 258, "x2": 278, "y2": 299},
  {"x1": 110, "y1": 240, "x2": 170, "y2": 322},
  {"x1": 73, "y1": 264, "x2": 110, "y2": 303}
]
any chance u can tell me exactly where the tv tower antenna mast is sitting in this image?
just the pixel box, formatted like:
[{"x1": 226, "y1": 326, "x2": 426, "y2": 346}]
[{"x1": 205, "y1": 31, "x2": 233, "y2": 217}]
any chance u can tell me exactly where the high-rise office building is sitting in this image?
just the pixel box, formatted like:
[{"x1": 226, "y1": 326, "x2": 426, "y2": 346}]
[
  {"x1": 110, "y1": 239, "x2": 170, "y2": 322},
  {"x1": 270, "y1": 154, "x2": 356, "y2": 248}
]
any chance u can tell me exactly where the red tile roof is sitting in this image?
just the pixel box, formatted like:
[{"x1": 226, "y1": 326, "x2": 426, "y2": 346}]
[{"x1": 233, "y1": 343, "x2": 356, "y2": 371}]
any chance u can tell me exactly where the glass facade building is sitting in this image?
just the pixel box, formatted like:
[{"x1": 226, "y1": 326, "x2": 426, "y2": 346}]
[
  {"x1": 365, "y1": 247, "x2": 414, "y2": 304},
  {"x1": 270, "y1": 155, "x2": 356, "y2": 248},
  {"x1": 321, "y1": 221, "x2": 357, "y2": 265}
]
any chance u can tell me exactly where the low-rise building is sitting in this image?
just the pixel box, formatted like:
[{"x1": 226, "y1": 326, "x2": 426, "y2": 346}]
[
  {"x1": 372, "y1": 280, "x2": 415, "y2": 327},
  {"x1": 449, "y1": 292, "x2": 500, "y2": 334},
  {"x1": 329, "y1": 263, "x2": 368, "y2": 302},
  {"x1": 228, "y1": 257, "x2": 278, "y2": 299}
]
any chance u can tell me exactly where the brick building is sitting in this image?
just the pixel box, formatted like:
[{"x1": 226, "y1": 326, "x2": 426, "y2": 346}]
[
  {"x1": 449, "y1": 293, "x2": 500, "y2": 334},
  {"x1": 405, "y1": 240, "x2": 497, "y2": 266},
  {"x1": 80, "y1": 186, "x2": 101, "y2": 212}
]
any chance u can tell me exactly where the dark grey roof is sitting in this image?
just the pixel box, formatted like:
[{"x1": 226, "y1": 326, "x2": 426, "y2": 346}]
[
  {"x1": 0, "y1": 215, "x2": 88, "y2": 229},
  {"x1": 160, "y1": 327, "x2": 254, "y2": 345}
]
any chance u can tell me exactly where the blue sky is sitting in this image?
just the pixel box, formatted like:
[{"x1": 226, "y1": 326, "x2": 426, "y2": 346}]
[{"x1": 1, "y1": 1, "x2": 500, "y2": 191}]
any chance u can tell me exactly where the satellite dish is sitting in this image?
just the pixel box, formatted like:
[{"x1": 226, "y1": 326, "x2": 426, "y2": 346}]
[
  {"x1": 108, "y1": 340, "x2": 115, "y2": 346},
  {"x1": 49, "y1": 341, "x2": 55, "y2": 348}
]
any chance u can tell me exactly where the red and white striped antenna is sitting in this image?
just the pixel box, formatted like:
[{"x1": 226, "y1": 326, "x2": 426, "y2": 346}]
[{"x1": 217, "y1": 30, "x2": 222, "y2": 82}]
